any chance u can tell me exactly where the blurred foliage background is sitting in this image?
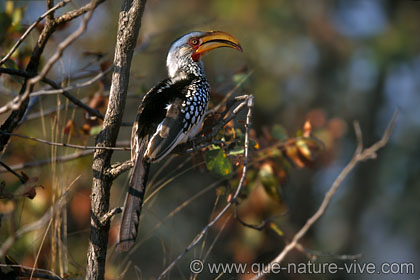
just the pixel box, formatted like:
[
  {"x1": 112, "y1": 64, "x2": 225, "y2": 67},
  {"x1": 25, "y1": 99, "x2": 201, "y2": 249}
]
[{"x1": 1, "y1": 0, "x2": 420, "y2": 279}]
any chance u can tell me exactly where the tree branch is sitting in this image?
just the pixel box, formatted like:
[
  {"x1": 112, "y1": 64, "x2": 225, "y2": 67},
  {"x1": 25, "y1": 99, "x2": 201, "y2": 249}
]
[
  {"x1": 206, "y1": 71, "x2": 253, "y2": 116},
  {"x1": 0, "y1": 0, "x2": 106, "y2": 153},
  {"x1": 0, "y1": 1, "x2": 98, "y2": 115},
  {"x1": 99, "y1": 207, "x2": 123, "y2": 226},
  {"x1": 55, "y1": 0, "x2": 106, "y2": 26},
  {"x1": 0, "y1": 67, "x2": 108, "y2": 120},
  {"x1": 250, "y1": 111, "x2": 398, "y2": 280},
  {"x1": 0, "y1": 161, "x2": 27, "y2": 183},
  {"x1": 86, "y1": 1, "x2": 147, "y2": 279},
  {"x1": 107, "y1": 160, "x2": 134, "y2": 179},
  {"x1": 0, "y1": 0, "x2": 71, "y2": 66},
  {"x1": 40, "y1": 76, "x2": 106, "y2": 120}
]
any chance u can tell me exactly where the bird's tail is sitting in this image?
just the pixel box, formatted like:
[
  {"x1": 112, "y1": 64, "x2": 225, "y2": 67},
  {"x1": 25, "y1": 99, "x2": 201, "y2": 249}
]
[{"x1": 116, "y1": 156, "x2": 150, "y2": 252}]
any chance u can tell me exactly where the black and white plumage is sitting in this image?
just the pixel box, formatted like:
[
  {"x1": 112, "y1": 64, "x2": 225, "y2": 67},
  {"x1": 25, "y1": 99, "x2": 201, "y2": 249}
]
[{"x1": 116, "y1": 31, "x2": 242, "y2": 252}]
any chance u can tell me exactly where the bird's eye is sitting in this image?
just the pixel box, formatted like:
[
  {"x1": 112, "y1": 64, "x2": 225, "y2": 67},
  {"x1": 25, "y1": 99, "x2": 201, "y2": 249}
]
[{"x1": 189, "y1": 38, "x2": 199, "y2": 46}]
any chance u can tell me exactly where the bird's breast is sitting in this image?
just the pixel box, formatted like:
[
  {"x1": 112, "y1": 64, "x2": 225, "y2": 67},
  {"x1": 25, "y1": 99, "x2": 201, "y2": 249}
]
[{"x1": 180, "y1": 80, "x2": 210, "y2": 133}]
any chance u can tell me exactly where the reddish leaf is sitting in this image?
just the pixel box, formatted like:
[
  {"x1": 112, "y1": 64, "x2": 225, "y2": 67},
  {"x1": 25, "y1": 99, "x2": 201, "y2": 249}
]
[{"x1": 303, "y1": 120, "x2": 312, "y2": 138}]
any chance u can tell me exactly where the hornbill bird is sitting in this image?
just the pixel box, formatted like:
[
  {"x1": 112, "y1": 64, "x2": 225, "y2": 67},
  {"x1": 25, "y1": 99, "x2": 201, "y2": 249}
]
[{"x1": 117, "y1": 31, "x2": 242, "y2": 252}]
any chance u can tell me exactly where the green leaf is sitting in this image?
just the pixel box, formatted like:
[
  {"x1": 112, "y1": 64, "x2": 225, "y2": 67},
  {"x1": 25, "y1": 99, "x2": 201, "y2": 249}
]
[
  {"x1": 12, "y1": 7, "x2": 24, "y2": 29},
  {"x1": 228, "y1": 146, "x2": 244, "y2": 156},
  {"x1": 269, "y1": 222, "x2": 284, "y2": 236},
  {"x1": 89, "y1": 125, "x2": 102, "y2": 135},
  {"x1": 249, "y1": 139, "x2": 258, "y2": 149},
  {"x1": 205, "y1": 148, "x2": 232, "y2": 176},
  {"x1": 258, "y1": 163, "x2": 282, "y2": 202}
]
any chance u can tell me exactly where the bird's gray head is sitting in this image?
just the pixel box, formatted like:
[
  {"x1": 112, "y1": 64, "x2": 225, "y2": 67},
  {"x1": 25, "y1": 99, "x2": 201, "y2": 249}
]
[{"x1": 166, "y1": 31, "x2": 242, "y2": 80}]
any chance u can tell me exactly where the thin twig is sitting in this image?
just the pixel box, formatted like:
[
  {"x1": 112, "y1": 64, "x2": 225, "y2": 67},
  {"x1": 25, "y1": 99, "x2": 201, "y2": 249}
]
[
  {"x1": 55, "y1": 0, "x2": 106, "y2": 26},
  {"x1": 250, "y1": 111, "x2": 398, "y2": 280},
  {"x1": 40, "y1": 75, "x2": 107, "y2": 120},
  {"x1": 25, "y1": 98, "x2": 88, "y2": 121},
  {"x1": 0, "y1": 150, "x2": 94, "y2": 173},
  {"x1": 0, "y1": 0, "x2": 107, "y2": 155},
  {"x1": 0, "y1": 130, "x2": 130, "y2": 151},
  {"x1": 100, "y1": 207, "x2": 123, "y2": 226},
  {"x1": 157, "y1": 95, "x2": 254, "y2": 280},
  {"x1": 107, "y1": 160, "x2": 134, "y2": 179},
  {"x1": 295, "y1": 243, "x2": 362, "y2": 262},
  {"x1": 206, "y1": 71, "x2": 253, "y2": 116},
  {"x1": 0, "y1": 66, "x2": 108, "y2": 120},
  {"x1": 0, "y1": 161, "x2": 27, "y2": 183},
  {"x1": 234, "y1": 207, "x2": 269, "y2": 230},
  {"x1": 31, "y1": 65, "x2": 113, "y2": 97},
  {"x1": 0, "y1": 0, "x2": 71, "y2": 66},
  {"x1": 175, "y1": 95, "x2": 250, "y2": 154},
  {"x1": 184, "y1": 140, "x2": 226, "y2": 153}
]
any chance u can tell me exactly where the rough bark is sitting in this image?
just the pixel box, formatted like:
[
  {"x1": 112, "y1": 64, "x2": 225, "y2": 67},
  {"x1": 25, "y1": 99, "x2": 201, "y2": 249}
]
[{"x1": 86, "y1": 1, "x2": 147, "y2": 279}]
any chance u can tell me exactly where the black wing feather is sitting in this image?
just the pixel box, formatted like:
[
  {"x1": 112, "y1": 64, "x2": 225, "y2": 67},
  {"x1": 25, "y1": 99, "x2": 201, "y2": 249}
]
[{"x1": 117, "y1": 76, "x2": 196, "y2": 252}]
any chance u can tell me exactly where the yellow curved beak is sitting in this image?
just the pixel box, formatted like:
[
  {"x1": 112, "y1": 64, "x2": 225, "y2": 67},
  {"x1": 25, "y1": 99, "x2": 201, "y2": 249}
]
[{"x1": 195, "y1": 31, "x2": 243, "y2": 56}]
